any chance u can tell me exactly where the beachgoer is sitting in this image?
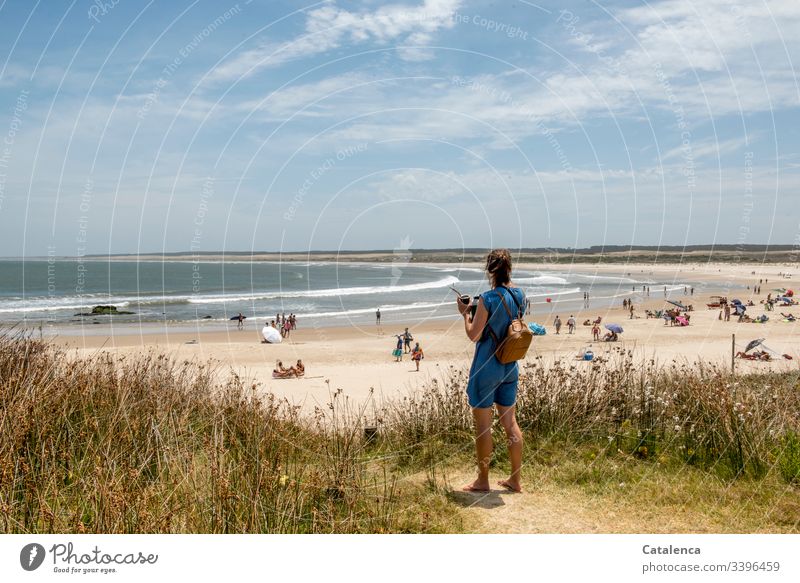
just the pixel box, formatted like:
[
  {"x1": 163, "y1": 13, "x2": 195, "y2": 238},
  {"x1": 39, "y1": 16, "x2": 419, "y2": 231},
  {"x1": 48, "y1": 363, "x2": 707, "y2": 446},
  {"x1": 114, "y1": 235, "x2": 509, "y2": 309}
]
[
  {"x1": 629, "y1": 302, "x2": 635, "y2": 319},
  {"x1": 293, "y1": 359, "x2": 305, "y2": 376},
  {"x1": 592, "y1": 323, "x2": 600, "y2": 341},
  {"x1": 376, "y1": 308, "x2": 381, "y2": 325},
  {"x1": 525, "y1": 298, "x2": 531, "y2": 315},
  {"x1": 272, "y1": 360, "x2": 294, "y2": 378},
  {"x1": 567, "y1": 315, "x2": 576, "y2": 334},
  {"x1": 458, "y1": 249, "x2": 525, "y2": 494},
  {"x1": 393, "y1": 336, "x2": 403, "y2": 362},
  {"x1": 554, "y1": 315, "x2": 562, "y2": 334},
  {"x1": 724, "y1": 304, "x2": 731, "y2": 322},
  {"x1": 402, "y1": 327, "x2": 413, "y2": 353},
  {"x1": 411, "y1": 342, "x2": 424, "y2": 371},
  {"x1": 237, "y1": 312, "x2": 244, "y2": 330}
]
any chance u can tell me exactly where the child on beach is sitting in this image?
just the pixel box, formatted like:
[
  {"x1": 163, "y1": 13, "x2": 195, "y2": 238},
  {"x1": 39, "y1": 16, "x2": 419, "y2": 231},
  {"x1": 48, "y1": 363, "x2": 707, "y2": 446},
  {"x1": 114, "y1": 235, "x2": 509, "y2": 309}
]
[
  {"x1": 591, "y1": 323, "x2": 600, "y2": 341},
  {"x1": 411, "y1": 342, "x2": 424, "y2": 371}
]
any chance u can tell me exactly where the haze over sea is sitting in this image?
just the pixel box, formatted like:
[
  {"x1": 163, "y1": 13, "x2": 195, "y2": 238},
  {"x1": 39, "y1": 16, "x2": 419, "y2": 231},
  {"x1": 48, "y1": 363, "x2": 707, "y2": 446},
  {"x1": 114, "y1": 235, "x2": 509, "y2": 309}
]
[{"x1": 0, "y1": 259, "x2": 692, "y2": 331}]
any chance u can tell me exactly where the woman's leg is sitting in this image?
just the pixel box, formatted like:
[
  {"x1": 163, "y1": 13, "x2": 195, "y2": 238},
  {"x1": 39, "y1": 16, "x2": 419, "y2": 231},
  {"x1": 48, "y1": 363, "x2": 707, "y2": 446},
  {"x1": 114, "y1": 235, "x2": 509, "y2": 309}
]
[
  {"x1": 495, "y1": 404, "x2": 523, "y2": 492},
  {"x1": 464, "y1": 407, "x2": 493, "y2": 491}
]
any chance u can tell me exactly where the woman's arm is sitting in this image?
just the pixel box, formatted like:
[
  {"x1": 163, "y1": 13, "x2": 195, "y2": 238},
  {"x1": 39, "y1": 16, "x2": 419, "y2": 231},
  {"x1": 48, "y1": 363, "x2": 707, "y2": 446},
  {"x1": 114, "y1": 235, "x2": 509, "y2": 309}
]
[{"x1": 461, "y1": 297, "x2": 489, "y2": 342}]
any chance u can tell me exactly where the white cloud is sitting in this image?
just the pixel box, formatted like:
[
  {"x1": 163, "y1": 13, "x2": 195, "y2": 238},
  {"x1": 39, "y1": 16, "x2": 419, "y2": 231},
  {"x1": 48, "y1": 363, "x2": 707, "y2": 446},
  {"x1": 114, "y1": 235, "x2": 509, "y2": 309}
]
[{"x1": 206, "y1": 0, "x2": 461, "y2": 84}]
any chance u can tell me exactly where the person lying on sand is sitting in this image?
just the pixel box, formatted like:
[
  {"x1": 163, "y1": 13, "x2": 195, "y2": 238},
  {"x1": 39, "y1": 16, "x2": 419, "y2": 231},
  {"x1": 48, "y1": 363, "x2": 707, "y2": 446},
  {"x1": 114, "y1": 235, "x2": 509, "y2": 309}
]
[{"x1": 781, "y1": 312, "x2": 796, "y2": 322}]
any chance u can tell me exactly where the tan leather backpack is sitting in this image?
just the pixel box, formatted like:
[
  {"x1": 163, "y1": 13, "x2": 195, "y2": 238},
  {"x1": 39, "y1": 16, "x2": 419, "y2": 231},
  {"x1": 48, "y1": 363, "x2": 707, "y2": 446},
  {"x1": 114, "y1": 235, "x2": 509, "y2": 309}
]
[{"x1": 487, "y1": 287, "x2": 533, "y2": 364}]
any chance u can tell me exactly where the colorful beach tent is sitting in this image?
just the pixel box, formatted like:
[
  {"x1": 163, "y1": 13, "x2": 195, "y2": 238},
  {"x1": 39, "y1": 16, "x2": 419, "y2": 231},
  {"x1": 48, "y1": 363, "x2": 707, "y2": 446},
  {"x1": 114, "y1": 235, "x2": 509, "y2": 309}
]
[{"x1": 527, "y1": 322, "x2": 547, "y2": 336}]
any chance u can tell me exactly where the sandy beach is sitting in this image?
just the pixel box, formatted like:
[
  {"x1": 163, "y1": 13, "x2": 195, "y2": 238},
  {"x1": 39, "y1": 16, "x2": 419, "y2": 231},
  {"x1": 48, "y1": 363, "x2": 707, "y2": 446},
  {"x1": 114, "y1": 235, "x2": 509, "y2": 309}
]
[{"x1": 46, "y1": 261, "x2": 798, "y2": 412}]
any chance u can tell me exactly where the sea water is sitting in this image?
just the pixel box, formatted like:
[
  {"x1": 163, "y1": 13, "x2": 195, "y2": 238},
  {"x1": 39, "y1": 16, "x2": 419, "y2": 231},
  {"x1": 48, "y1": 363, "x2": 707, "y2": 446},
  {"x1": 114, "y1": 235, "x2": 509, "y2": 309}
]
[{"x1": 0, "y1": 259, "x2": 689, "y2": 332}]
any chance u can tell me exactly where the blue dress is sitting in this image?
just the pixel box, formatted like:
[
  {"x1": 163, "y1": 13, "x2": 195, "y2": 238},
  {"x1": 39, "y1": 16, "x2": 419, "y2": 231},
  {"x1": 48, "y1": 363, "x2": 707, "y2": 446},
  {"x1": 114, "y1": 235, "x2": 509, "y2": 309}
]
[{"x1": 466, "y1": 286, "x2": 526, "y2": 408}]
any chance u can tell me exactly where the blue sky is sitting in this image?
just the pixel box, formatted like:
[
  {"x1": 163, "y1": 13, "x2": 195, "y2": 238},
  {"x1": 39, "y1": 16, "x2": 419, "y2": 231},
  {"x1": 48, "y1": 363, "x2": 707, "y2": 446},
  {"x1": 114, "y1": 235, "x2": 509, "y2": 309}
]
[{"x1": 0, "y1": 0, "x2": 798, "y2": 256}]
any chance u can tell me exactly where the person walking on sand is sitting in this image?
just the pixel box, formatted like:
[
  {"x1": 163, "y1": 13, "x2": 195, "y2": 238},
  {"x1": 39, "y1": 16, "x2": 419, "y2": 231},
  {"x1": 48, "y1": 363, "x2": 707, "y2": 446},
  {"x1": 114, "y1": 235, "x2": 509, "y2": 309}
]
[
  {"x1": 554, "y1": 315, "x2": 562, "y2": 334},
  {"x1": 376, "y1": 308, "x2": 381, "y2": 326},
  {"x1": 567, "y1": 315, "x2": 576, "y2": 334},
  {"x1": 236, "y1": 312, "x2": 244, "y2": 330},
  {"x1": 411, "y1": 342, "x2": 424, "y2": 372},
  {"x1": 458, "y1": 249, "x2": 525, "y2": 494},
  {"x1": 392, "y1": 335, "x2": 403, "y2": 362},
  {"x1": 629, "y1": 302, "x2": 635, "y2": 319}
]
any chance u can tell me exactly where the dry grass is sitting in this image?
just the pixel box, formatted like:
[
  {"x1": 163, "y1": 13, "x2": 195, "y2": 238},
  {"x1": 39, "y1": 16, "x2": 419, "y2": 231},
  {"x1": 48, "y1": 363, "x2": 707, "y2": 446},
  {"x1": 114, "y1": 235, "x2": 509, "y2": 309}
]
[
  {"x1": 1, "y1": 332, "x2": 798, "y2": 533},
  {"x1": 0, "y1": 331, "x2": 456, "y2": 533}
]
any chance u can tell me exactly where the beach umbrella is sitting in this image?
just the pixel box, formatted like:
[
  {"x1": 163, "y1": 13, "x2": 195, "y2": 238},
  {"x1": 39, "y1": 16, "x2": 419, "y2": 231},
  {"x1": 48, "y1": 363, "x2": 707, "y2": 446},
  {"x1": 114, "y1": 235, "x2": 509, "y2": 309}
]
[
  {"x1": 731, "y1": 298, "x2": 742, "y2": 305},
  {"x1": 745, "y1": 338, "x2": 765, "y2": 353},
  {"x1": 666, "y1": 300, "x2": 688, "y2": 310},
  {"x1": 261, "y1": 325, "x2": 282, "y2": 344},
  {"x1": 605, "y1": 323, "x2": 624, "y2": 334}
]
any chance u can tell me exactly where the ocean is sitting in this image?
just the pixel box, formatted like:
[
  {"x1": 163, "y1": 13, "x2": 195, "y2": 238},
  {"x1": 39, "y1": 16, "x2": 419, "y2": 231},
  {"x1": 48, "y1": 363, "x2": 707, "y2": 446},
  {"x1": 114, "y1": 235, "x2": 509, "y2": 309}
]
[{"x1": 0, "y1": 259, "x2": 689, "y2": 332}]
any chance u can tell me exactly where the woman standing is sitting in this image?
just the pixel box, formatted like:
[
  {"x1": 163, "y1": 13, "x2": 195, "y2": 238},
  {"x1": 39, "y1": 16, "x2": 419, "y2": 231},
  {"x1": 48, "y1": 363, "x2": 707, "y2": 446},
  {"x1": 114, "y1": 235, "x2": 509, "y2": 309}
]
[
  {"x1": 392, "y1": 335, "x2": 404, "y2": 362},
  {"x1": 458, "y1": 249, "x2": 525, "y2": 493}
]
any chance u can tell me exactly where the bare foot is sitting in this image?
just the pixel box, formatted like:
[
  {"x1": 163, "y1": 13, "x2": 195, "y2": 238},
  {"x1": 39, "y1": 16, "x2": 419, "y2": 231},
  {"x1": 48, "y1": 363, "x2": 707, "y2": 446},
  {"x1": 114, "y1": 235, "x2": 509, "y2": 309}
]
[
  {"x1": 497, "y1": 479, "x2": 522, "y2": 493},
  {"x1": 462, "y1": 480, "x2": 491, "y2": 493}
]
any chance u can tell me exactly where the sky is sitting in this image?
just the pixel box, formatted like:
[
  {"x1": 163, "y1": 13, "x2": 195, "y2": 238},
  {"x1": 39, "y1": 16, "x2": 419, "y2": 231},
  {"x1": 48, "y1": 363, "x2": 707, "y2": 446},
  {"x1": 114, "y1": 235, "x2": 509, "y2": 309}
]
[{"x1": 0, "y1": 0, "x2": 798, "y2": 256}]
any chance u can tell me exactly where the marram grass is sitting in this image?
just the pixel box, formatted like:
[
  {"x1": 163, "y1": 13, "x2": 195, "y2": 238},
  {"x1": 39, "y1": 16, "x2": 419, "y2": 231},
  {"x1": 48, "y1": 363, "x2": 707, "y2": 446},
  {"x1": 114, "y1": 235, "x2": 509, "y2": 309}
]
[{"x1": 1, "y1": 333, "x2": 798, "y2": 533}]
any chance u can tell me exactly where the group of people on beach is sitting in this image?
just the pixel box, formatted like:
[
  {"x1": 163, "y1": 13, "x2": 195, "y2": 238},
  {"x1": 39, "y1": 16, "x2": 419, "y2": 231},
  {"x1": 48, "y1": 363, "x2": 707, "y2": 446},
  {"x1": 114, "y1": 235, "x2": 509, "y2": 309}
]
[
  {"x1": 552, "y1": 315, "x2": 577, "y2": 334},
  {"x1": 238, "y1": 312, "x2": 297, "y2": 339},
  {"x1": 275, "y1": 313, "x2": 297, "y2": 337},
  {"x1": 272, "y1": 359, "x2": 305, "y2": 378},
  {"x1": 391, "y1": 327, "x2": 424, "y2": 370}
]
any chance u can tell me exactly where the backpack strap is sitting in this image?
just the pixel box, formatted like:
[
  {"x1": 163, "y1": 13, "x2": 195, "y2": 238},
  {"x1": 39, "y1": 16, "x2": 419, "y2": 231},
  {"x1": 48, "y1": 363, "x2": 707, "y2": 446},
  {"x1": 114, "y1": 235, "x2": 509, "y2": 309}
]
[
  {"x1": 497, "y1": 286, "x2": 523, "y2": 318},
  {"x1": 486, "y1": 287, "x2": 523, "y2": 348}
]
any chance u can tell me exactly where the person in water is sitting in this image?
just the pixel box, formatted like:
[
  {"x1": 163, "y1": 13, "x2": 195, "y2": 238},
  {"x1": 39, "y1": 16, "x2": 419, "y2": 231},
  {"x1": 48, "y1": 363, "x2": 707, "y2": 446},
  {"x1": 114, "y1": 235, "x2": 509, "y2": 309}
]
[{"x1": 458, "y1": 248, "x2": 525, "y2": 494}]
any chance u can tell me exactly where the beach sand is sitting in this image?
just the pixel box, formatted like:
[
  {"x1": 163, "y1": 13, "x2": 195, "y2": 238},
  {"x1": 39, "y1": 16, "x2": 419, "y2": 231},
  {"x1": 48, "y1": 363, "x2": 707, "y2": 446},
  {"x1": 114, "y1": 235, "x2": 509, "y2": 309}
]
[{"x1": 51, "y1": 261, "x2": 799, "y2": 412}]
